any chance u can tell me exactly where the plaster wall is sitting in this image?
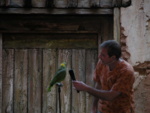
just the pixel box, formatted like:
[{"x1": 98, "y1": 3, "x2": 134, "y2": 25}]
[{"x1": 120, "y1": 0, "x2": 150, "y2": 113}]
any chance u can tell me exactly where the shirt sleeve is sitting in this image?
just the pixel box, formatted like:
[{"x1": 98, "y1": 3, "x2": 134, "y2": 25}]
[{"x1": 111, "y1": 68, "x2": 135, "y2": 96}]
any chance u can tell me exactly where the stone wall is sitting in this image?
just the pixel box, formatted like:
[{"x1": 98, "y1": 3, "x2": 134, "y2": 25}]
[{"x1": 120, "y1": 0, "x2": 150, "y2": 113}]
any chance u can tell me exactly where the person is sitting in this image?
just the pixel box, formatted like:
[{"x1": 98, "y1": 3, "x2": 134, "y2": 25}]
[{"x1": 72, "y1": 40, "x2": 135, "y2": 113}]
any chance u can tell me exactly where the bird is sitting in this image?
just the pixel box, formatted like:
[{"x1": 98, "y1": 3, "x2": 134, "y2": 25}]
[{"x1": 47, "y1": 62, "x2": 67, "y2": 92}]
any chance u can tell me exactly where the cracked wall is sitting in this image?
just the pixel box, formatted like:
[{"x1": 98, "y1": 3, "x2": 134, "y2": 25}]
[{"x1": 120, "y1": 0, "x2": 150, "y2": 113}]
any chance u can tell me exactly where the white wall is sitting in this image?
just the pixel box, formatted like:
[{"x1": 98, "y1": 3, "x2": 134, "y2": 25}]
[
  {"x1": 121, "y1": 0, "x2": 150, "y2": 65},
  {"x1": 120, "y1": 0, "x2": 150, "y2": 113}
]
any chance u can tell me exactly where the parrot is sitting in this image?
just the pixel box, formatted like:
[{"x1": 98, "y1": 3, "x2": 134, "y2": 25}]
[{"x1": 47, "y1": 62, "x2": 67, "y2": 92}]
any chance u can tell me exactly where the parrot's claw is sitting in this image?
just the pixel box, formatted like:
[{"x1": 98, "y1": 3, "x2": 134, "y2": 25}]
[{"x1": 56, "y1": 83, "x2": 63, "y2": 87}]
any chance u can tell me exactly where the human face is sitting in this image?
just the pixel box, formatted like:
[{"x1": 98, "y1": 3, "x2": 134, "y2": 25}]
[{"x1": 98, "y1": 48, "x2": 114, "y2": 65}]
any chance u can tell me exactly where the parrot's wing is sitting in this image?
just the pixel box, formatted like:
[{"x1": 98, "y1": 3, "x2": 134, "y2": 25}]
[
  {"x1": 50, "y1": 68, "x2": 66, "y2": 85},
  {"x1": 48, "y1": 68, "x2": 66, "y2": 92}
]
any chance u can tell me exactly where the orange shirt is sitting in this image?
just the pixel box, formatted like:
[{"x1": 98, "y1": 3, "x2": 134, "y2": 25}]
[{"x1": 94, "y1": 60, "x2": 135, "y2": 113}]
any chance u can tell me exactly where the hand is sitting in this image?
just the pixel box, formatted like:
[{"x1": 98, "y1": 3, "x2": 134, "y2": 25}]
[{"x1": 72, "y1": 81, "x2": 88, "y2": 91}]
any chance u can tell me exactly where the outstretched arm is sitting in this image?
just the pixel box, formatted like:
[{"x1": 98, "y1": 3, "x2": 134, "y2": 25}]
[{"x1": 73, "y1": 81, "x2": 121, "y2": 101}]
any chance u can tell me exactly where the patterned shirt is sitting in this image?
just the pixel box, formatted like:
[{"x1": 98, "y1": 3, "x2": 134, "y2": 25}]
[{"x1": 93, "y1": 59, "x2": 135, "y2": 113}]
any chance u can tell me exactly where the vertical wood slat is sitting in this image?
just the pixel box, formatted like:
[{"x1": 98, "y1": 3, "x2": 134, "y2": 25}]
[
  {"x1": 43, "y1": 49, "x2": 57, "y2": 113},
  {"x1": 11, "y1": 0, "x2": 24, "y2": 7},
  {"x1": 28, "y1": 49, "x2": 42, "y2": 113},
  {"x1": 32, "y1": 0, "x2": 46, "y2": 7},
  {"x1": 85, "y1": 49, "x2": 98, "y2": 113},
  {"x1": 72, "y1": 49, "x2": 86, "y2": 113},
  {"x1": 0, "y1": 34, "x2": 2, "y2": 113},
  {"x1": 68, "y1": 0, "x2": 78, "y2": 8},
  {"x1": 101, "y1": 17, "x2": 113, "y2": 42},
  {"x1": 14, "y1": 49, "x2": 28, "y2": 113},
  {"x1": 78, "y1": 0, "x2": 90, "y2": 8},
  {"x1": 114, "y1": 8, "x2": 120, "y2": 42},
  {"x1": 100, "y1": 0, "x2": 112, "y2": 7},
  {"x1": 57, "y1": 49, "x2": 71, "y2": 113},
  {"x1": 112, "y1": 0, "x2": 122, "y2": 7},
  {"x1": 55, "y1": 0, "x2": 68, "y2": 8},
  {"x1": 2, "y1": 49, "x2": 14, "y2": 113},
  {"x1": 90, "y1": 0, "x2": 99, "y2": 7}
]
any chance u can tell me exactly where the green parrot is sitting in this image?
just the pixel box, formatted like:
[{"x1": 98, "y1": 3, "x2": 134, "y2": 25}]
[{"x1": 47, "y1": 62, "x2": 67, "y2": 92}]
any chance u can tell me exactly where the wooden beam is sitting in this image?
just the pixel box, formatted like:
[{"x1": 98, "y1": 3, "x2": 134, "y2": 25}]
[
  {"x1": 3, "y1": 34, "x2": 97, "y2": 49},
  {"x1": 113, "y1": 8, "x2": 120, "y2": 42},
  {"x1": 0, "y1": 34, "x2": 2, "y2": 113},
  {"x1": 0, "y1": 8, "x2": 113, "y2": 15},
  {"x1": 0, "y1": 0, "x2": 131, "y2": 8}
]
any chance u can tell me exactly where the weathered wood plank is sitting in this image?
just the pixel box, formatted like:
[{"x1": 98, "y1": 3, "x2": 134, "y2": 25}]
[
  {"x1": 0, "y1": 34, "x2": 2, "y2": 113},
  {"x1": 57, "y1": 49, "x2": 71, "y2": 113},
  {"x1": 97, "y1": 33, "x2": 102, "y2": 54},
  {"x1": 78, "y1": 0, "x2": 90, "y2": 8},
  {"x1": 112, "y1": 0, "x2": 122, "y2": 7},
  {"x1": 90, "y1": 0, "x2": 99, "y2": 7},
  {"x1": 9, "y1": 0, "x2": 24, "y2": 7},
  {"x1": 2, "y1": 49, "x2": 14, "y2": 113},
  {"x1": 28, "y1": 49, "x2": 42, "y2": 113},
  {"x1": 0, "y1": 0, "x2": 131, "y2": 8},
  {"x1": 0, "y1": 15, "x2": 113, "y2": 34},
  {"x1": 14, "y1": 49, "x2": 28, "y2": 113},
  {"x1": 100, "y1": 16, "x2": 113, "y2": 41},
  {"x1": 68, "y1": 0, "x2": 77, "y2": 8},
  {"x1": 43, "y1": 49, "x2": 57, "y2": 113},
  {"x1": 113, "y1": 8, "x2": 120, "y2": 42},
  {"x1": 32, "y1": 0, "x2": 46, "y2": 7},
  {"x1": 3, "y1": 34, "x2": 97, "y2": 49},
  {"x1": 100, "y1": 0, "x2": 112, "y2": 8},
  {"x1": 55, "y1": 0, "x2": 68, "y2": 8},
  {"x1": 85, "y1": 49, "x2": 98, "y2": 113},
  {"x1": 72, "y1": 49, "x2": 86, "y2": 113}
]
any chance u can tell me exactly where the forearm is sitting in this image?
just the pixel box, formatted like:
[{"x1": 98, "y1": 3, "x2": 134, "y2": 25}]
[
  {"x1": 85, "y1": 85, "x2": 120, "y2": 101},
  {"x1": 72, "y1": 81, "x2": 121, "y2": 101}
]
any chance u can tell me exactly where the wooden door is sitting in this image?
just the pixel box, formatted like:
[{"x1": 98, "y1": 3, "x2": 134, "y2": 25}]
[{"x1": 1, "y1": 15, "x2": 113, "y2": 113}]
